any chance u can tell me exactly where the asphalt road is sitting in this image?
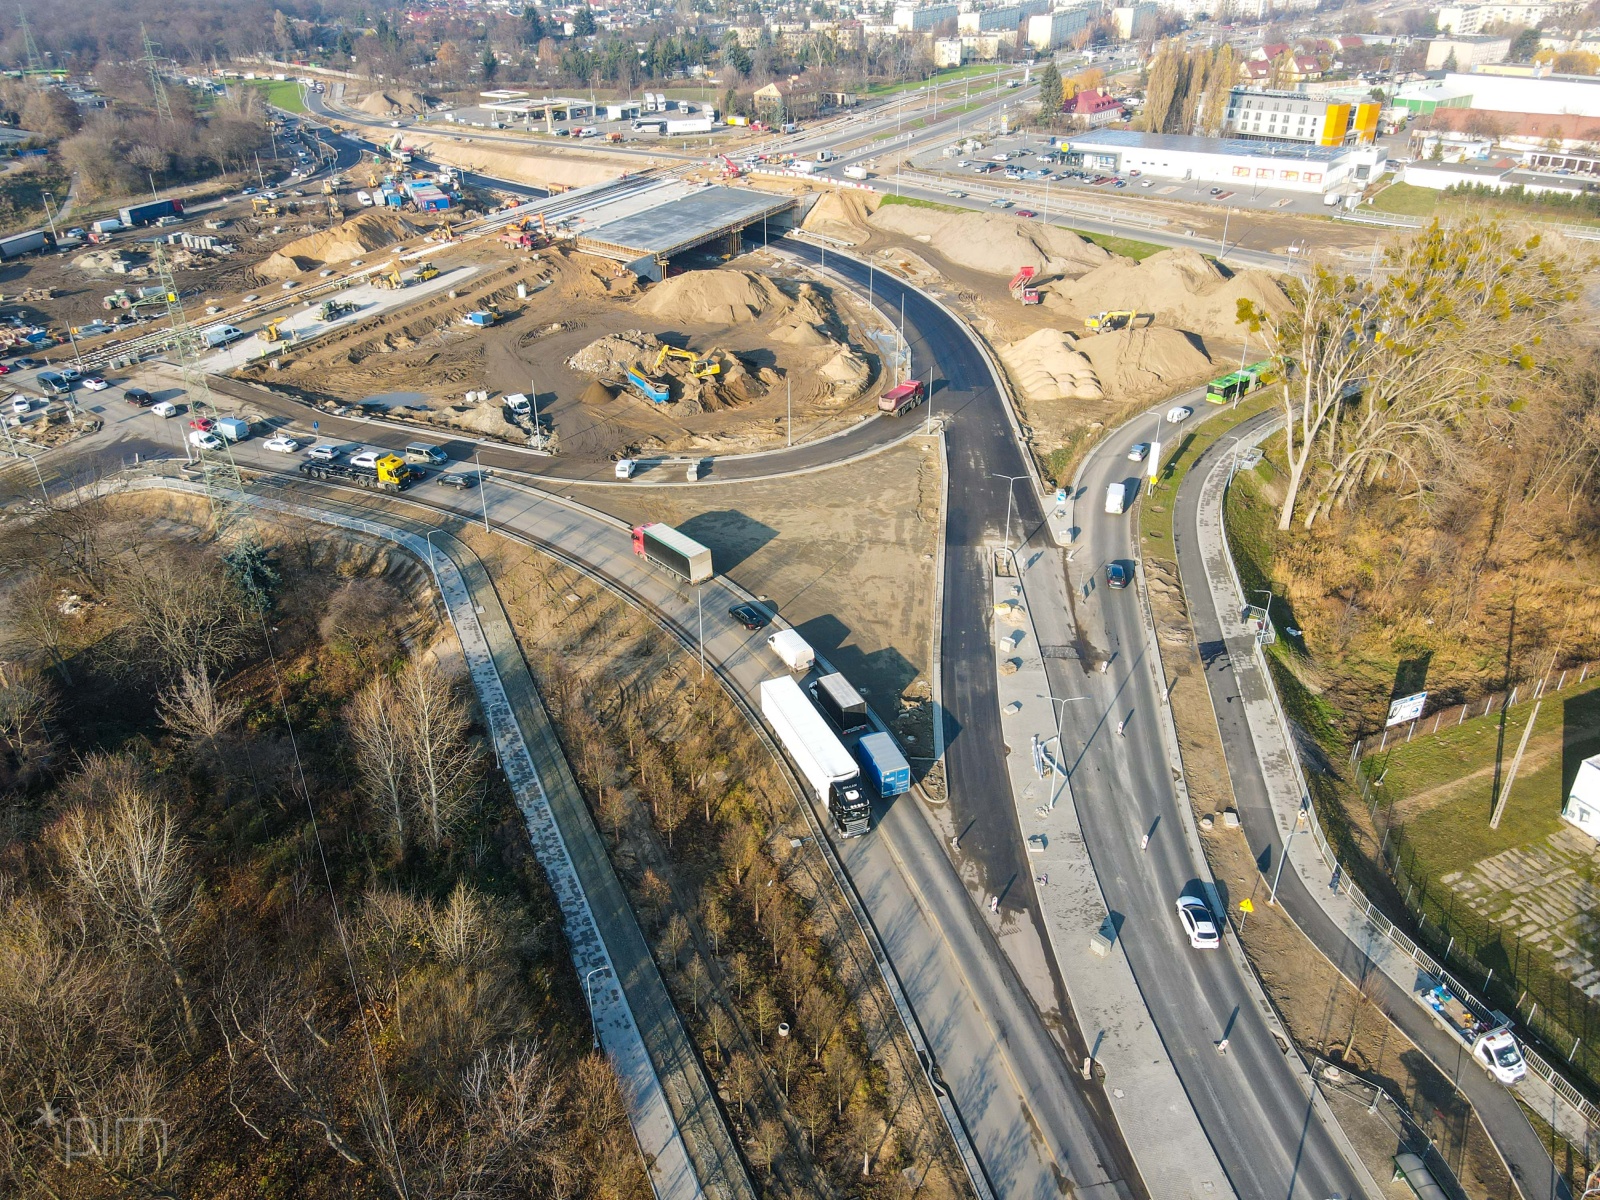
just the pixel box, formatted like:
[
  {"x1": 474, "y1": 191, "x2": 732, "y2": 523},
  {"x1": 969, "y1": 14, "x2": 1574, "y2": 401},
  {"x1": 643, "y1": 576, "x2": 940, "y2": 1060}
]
[
  {"x1": 1053, "y1": 402, "x2": 1370, "y2": 1200},
  {"x1": 1171, "y1": 412, "x2": 1572, "y2": 1200}
]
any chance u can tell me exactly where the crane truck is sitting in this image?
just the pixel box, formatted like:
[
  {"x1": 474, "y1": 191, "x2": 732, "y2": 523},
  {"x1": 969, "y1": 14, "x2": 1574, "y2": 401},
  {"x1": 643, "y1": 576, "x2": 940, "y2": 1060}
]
[{"x1": 760, "y1": 675, "x2": 871, "y2": 837}]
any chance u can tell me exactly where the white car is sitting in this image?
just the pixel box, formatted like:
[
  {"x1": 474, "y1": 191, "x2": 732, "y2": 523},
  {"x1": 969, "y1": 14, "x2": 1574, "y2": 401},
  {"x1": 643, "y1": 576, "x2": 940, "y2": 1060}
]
[
  {"x1": 10, "y1": 396, "x2": 30, "y2": 414},
  {"x1": 349, "y1": 449, "x2": 379, "y2": 469},
  {"x1": 263, "y1": 435, "x2": 302, "y2": 453},
  {"x1": 188, "y1": 430, "x2": 222, "y2": 450},
  {"x1": 151, "y1": 400, "x2": 178, "y2": 418},
  {"x1": 947, "y1": 190, "x2": 966, "y2": 198},
  {"x1": 1127, "y1": 442, "x2": 1150, "y2": 462},
  {"x1": 307, "y1": 444, "x2": 341, "y2": 460},
  {"x1": 81, "y1": 377, "x2": 109, "y2": 392},
  {"x1": 59, "y1": 366, "x2": 81, "y2": 380},
  {"x1": 1165, "y1": 405, "x2": 1193, "y2": 424},
  {"x1": 1176, "y1": 896, "x2": 1220, "y2": 950}
]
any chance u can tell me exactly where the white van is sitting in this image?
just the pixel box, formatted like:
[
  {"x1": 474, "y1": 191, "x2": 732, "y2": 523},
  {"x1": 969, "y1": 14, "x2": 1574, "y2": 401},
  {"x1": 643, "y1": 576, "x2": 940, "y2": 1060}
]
[
  {"x1": 1322, "y1": 191, "x2": 1342, "y2": 207},
  {"x1": 202, "y1": 324, "x2": 244, "y2": 348},
  {"x1": 615, "y1": 457, "x2": 636, "y2": 479},
  {"x1": 356, "y1": 190, "x2": 375, "y2": 207},
  {"x1": 1105, "y1": 481, "x2": 1128, "y2": 515}
]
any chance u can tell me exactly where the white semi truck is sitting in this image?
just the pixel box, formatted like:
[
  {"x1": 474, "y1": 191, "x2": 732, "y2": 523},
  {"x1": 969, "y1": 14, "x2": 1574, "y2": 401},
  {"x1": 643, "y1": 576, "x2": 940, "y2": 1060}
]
[{"x1": 760, "y1": 675, "x2": 871, "y2": 837}]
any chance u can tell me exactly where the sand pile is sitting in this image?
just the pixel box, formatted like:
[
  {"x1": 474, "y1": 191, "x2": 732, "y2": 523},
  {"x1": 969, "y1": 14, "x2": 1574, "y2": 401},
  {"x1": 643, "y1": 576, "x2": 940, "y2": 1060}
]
[
  {"x1": 1056, "y1": 249, "x2": 1290, "y2": 340},
  {"x1": 567, "y1": 329, "x2": 662, "y2": 376},
  {"x1": 818, "y1": 347, "x2": 872, "y2": 392},
  {"x1": 403, "y1": 135, "x2": 631, "y2": 190},
  {"x1": 580, "y1": 379, "x2": 616, "y2": 404},
  {"x1": 1075, "y1": 327, "x2": 1213, "y2": 400},
  {"x1": 801, "y1": 190, "x2": 878, "y2": 245},
  {"x1": 866, "y1": 206, "x2": 1109, "y2": 278},
  {"x1": 357, "y1": 89, "x2": 432, "y2": 115},
  {"x1": 258, "y1": 210, "x2": 419, "y2": 279},
  {"x1": 1000, "y1": 330, "x2": 1103, "y2": 403},
  {"x1": 409, "y1": 396, "x2": 520, "y2": 436},
  {"x1": 637, "y1": 270, "x2": 785, "y2": 325},
  {"x1": 73, "y1": 249, "x2": 136, "y2": 274}
]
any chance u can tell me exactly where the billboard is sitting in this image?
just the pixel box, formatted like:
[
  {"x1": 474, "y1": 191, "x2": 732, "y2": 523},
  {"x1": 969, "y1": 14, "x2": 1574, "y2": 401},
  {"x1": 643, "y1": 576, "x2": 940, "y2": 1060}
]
[{"x1": 1386, "y1": 692, "x2": 1427, "y2": 727}]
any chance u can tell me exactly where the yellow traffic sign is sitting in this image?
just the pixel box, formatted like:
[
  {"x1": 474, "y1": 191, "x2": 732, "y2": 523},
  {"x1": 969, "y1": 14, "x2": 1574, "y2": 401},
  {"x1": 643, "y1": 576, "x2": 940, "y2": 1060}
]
[{"x1": 1238, "y1": 898, "x2": 1255, "y2": 913}]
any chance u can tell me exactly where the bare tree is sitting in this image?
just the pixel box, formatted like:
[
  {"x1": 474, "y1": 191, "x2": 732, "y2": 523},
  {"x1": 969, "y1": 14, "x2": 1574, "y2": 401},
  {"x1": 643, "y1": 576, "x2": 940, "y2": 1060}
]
[
  {"x1": 2, "y1": 568, "x2": 76, "y2": 685},
  {"x1": 0, "y1": 660, "x2": 57, "y2": 780},
  {"x1": 822, "y1": 1035, "x2": 862, "y2": 1116},
  {"x1": 107, "y1": 546, "x2": 253, "y2": 681},
  {"x1": 349, "y1": 675, "x2": 408, "y2": 849},
  {"x1": 426, "y1": 880, "x2": 503, "y2": 969},
  {"x1": 54, "y1": 762, "x2": 200, "y2": 1047},
  {"x1": 749, "y1": 1119, "x2": 785, "y2": 1180},
  {"x1": 157, "y1": 659, "x2": 243, "y2": 754},
  {"x1": 661, "y1": 912, "x2": 690, "y2": 967},
  {"x1": 702, "y1": 893, "x2": 730, "y2": 955},
  {"x1": 395, "y1": 659, "x2": 482, "y2": 850}
]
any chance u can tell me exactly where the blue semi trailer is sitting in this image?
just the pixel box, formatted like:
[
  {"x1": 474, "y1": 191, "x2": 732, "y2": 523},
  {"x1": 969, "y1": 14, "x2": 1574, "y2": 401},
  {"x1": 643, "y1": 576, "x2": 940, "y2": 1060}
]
[{"x1": 855, "y1": 731, "x2": 910, "y2": 797}]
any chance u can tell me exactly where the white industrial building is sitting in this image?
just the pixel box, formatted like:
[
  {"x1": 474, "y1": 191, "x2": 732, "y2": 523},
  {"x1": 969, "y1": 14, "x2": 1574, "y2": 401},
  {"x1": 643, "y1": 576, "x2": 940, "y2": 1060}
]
[
  {"x1": 1432, "y1": 70, "x2": 1600, "y2": 117},
  {"x1": 893, "y1": 2, "x2": 959, "y2": 30},
  {"x1": 1425, "y1": 36, "x2": 1511, "y2": 69},
  {"x1": 1437, "y1": 2, "x2": 1574, "y2": 33},
  {"x1": 1065, "y1": 129, "x2": 1387, "y2": 193},
  {"x1": 1563, "y1": 755, "x2": 1600, "y2": 844}
]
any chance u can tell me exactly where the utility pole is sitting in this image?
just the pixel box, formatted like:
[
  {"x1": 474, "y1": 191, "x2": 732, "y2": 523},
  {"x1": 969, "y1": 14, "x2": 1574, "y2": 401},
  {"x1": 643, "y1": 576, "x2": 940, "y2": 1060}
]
[
  {"x1": 141, "y1": 24, "x2": 174, "y2": 123},
  {"x1": 18, "y1": 6, "x2": 43, "y2": 77}
]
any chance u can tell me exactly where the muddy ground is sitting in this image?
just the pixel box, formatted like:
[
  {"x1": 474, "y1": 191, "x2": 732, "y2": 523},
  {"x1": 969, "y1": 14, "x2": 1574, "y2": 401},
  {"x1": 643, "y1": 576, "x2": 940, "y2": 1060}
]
[{"x1": 589, "y1": 437, "x2": 943, "y2": 764}]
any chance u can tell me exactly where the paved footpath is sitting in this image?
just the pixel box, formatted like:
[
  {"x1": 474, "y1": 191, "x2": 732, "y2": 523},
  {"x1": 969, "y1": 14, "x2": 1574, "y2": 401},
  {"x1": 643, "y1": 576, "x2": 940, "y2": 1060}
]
[
  {"x1": 987, "y1": 561, "x2": 1235, "y2": 1200},
  {"x1": 1180, "y1": 421, "x2": 1579, "y2": 1200}
]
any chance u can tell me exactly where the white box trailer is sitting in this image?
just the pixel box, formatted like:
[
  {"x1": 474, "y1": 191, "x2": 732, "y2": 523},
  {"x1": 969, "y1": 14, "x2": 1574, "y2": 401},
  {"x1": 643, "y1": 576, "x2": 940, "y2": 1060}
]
[
  {"x1": 760, "y1": 676, "x2": 871, "y2": 837},
  {"x1": 631, "y1": 522, "x2": 713, "y2": 584}
]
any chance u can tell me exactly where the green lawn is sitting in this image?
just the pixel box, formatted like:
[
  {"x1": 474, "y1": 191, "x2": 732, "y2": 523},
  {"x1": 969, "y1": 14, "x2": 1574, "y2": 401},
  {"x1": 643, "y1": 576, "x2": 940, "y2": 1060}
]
[
  {"x1": 1368, "y1": 182, "x2": 1438, "y2": 217},
  {"x1": 251, "y1": 79, "x2": 307, "y2": 114},
  {"x1": 1078, "y1": 230, "x2": 1165, "y2": 260},
  {"x1": 1140, "y1": 390, "x2": 1279, "y2": 550},
  {"x1": 879, "y1": 193, "x2": 964, "y2": 214},
  {"x1": 866, "y1": 64, "x2": 1011, "y2": 97}
]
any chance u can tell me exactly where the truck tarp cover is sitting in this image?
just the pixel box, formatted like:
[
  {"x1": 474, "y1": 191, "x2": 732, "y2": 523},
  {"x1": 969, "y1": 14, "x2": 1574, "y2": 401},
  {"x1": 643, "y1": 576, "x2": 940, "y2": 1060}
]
[
  {"x1": 637, "y1": 522, "x2": 713, "y2": 583},
  {"x1": 759, "y1": 676, "x2": 857, "y2": 781}
]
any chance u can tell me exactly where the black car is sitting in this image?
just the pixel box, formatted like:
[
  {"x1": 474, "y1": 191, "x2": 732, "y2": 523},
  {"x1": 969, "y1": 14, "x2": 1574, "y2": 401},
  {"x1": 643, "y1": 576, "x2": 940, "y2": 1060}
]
[
  {"x1": 124, "y1": 387, "x2": 155, "y2": 406},
  {"x1": 1106, "y1": 563, "x2": 1129, "y2": 590},
  {"x1": 12, "y1": 356, "x2": 40, "y2": 369},
  {"x1": 435, "y1": 472, "x2": 475, "y2": 490},
  {"x1": 729, "y1": 603, "x2": 770, "y2": 631}
]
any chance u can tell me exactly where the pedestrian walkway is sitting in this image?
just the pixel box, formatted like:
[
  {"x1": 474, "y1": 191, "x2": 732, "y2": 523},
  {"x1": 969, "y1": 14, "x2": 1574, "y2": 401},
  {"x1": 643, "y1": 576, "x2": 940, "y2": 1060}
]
[
  {"x1": 1185, "y1": 429, "x2": 1593, "y2": 1187},
  {"x1": 988, "y1": 562, "x2": 1236, "y2": 1200}
]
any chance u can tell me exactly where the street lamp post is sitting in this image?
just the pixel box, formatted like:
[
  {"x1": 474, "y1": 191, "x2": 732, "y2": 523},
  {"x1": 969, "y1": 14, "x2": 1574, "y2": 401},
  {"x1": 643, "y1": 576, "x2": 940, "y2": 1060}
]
[
  {"x1": 991, "y1": 472, "x2": 1028, "y2": 551},
  {"x1": 425, "y1": 528, "x2": 444, "y2": 575},
  {"x1": 475, "y1": 449, "x2": 490, "y2": 531},
  {"x1": 1268, "y1": 799, "x2": 1309, "y2": 905},
  {"x1": 584, "y1": 965, "x2": 614, "y2": 1049},
  {"x1": 1043, "y1": 693, "x2": 1091, "y2": 808}
]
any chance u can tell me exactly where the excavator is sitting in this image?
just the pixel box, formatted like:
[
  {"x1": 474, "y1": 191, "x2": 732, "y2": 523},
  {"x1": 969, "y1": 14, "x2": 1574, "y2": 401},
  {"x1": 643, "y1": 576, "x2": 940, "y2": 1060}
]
[
  {"x1": 251, "y1": 196, "x2": 281, "y2": 217},
  {"x1": 653, "y1": 345, "x2": 721, "y2": 378},
  {"x1": 257, "y1": 318, "x2": 289, "y2": 343},
  {"x1": 1083, "y1": 310, "x2": 1150, "y2": 333},
  {"x1": 374, "y1": 268, "x2": 405, "y2": 290}
]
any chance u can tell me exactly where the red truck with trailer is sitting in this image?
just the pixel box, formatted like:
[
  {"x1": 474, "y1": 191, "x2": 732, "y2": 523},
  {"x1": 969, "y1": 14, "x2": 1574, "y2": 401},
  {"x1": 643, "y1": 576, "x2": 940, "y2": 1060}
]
[{"x1": 878, "y1": 380, "x2": 926, "y2": 417}]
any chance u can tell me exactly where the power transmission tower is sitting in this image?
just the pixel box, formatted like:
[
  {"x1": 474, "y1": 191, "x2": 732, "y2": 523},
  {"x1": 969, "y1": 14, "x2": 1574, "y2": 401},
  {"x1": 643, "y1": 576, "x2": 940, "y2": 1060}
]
[
  {"x1": 17, "y1": 7, "x2": 43, "y2": 76},
  {"x1": 151, "y1": 243, "x2": 247, "y2": 535},
  {"x1": 141, "y1": 24, "x2": 173, "y2": 122}
]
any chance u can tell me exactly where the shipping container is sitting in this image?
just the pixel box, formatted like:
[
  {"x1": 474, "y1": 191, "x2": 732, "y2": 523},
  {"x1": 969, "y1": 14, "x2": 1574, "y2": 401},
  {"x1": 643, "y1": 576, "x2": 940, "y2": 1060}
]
[
  {"x1": 810, "y1": 672, "x2": 869, "y2": 734},
  {"x1": 855, "y1": 732, "x2": 911, "y2": 797},
  {"x1": 631, "y1": 522, "x2": 713, "y2": 584}
]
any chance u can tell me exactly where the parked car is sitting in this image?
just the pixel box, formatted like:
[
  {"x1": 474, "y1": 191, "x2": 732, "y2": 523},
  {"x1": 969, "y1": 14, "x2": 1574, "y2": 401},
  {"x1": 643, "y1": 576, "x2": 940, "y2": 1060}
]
[
  {"x1": 729, "y1": 603, "x2": 770, "y2": 631},
  {"x1": 10, "y1": 396, "x2": 30, "y2": 413},
  {"x1": 189, "y1": 416, "x2": 214, "y2": 432},
  {"x1": 151, "y1": 400, "x2": 178, "y2": 417},
  {"x1": 1165, "y1": 405, "x2": 1193, "y2": 424},
  {"x1": 124, "y1": 388, "x2": 155, "y2": 407},
  {"x1": 11, "y1": 357, "x2": 40, "y2": 369},
  {"x1": 188, "y1": 430, "x2": 222, "y2": 450},
  {"x1": 81, "y1": 377, "x2": 108, "y2": 392},
  {"x1": 263, "y1": 435, "x2": 302, "y2": 453},
  {"x1": 1176, "y1": 896, "x2": 1220, "y2": 949}
]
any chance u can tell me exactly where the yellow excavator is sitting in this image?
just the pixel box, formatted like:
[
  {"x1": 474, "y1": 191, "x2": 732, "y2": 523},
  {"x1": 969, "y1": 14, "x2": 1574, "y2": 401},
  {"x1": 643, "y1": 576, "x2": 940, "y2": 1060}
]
[
  {"x1": 374, "y1": 268, "x2": 405, "y2": 290},
  {"x1": 251, "y1": 196, "x2": 281, "y2": 217},
  {"x1": 653, "y1": 345, "x2": 721, "y2": 378},
  {"x1": 1083, "y1": 310, "x2": 1149, "y2": 333},
  {"x1": 257, "y1": 318, "x2": 288, "y2": 343}
]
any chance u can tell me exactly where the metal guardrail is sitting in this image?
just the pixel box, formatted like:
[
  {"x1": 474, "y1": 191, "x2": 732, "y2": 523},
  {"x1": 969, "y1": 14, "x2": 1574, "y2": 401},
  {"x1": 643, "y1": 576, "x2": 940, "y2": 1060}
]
[
  {"x1": 891, "y1": 169, "x2": 1171, "y2": 228},
  {"x1": 1333, "y1": 206, "x2": 1600, "y2": 242},
  {"x1": 1215, "y1": 418, "x2": 1600, "y2": 1147}
]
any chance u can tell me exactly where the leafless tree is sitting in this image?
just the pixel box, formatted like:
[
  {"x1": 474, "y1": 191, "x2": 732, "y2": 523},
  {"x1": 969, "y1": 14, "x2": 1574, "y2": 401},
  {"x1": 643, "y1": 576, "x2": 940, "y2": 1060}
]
[
  {"x1": 349, "y1": 675, "x2": 408, "y2": 849},
  {"x1": 426, "y1": 880, "x2": 503, "y2": 970},
  {"x1": 0, "y1": 660, "x2": 57, "y2": 780},
  {"x1": 749, "y1": 1118, "x2": 785, "y2": 1180},
  {"x1": 53, "y1": 763, "x2": 200, "y2": 1047},
  {"x1": 2, "y1": 569, "x2": 76, "y2": 686},
  {"x1": 847, "y1": 1098, "x2": 882, "y2": 1176},
  {"x1": 107, "y1": 546, "x2": 253, "y2": 682},
  {"x1": 702, "y1": 893, "x2": 730, "y2": 955},
  {"x1": 157, "y1": 659, "x2": 243, "y2": 754},
  {"x1": 395, "y1": 659, "x2": 482, "y2": 850},
  {"x1": 822, "y1": 1034, "x2": 862, "y2": 1116},
  {"x1": 661, "y1": 912, "x2": 690, "y2": 967}
]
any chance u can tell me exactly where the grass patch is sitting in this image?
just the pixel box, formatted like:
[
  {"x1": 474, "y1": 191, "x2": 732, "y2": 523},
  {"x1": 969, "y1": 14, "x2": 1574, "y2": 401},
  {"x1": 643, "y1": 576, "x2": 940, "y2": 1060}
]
[
  {"x1": 879, "y1": 193, "x2": 964, "y2": 213},
  {"x1": 865, "y1": 64, "x2": 1008, "y2": 97},
  {"x1": 1077, "y1": 230, "x2": 1165, "y2": 260},
  {"x1": 250, "y1": 79, "x2": 307, "y2": 114},
  {"x1": 1368, "y1": 182, "x2": 1437, "y2": 217},
  {"x1": 1140, "y1": 390, "x2": 1278, "y2": 551},
  {"x1": 0, "y1": 163, "x2": 70, "y2": 237}
]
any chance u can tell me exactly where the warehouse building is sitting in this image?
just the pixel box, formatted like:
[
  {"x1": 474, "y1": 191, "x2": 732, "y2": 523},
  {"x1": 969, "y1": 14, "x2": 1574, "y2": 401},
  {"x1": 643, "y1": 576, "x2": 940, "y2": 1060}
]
[
  {"x1": 1223, "y1": 87, "x2": 1381, "y2": 144},
  {"x1": 1064, "y1": 129, "x2": 1385, "y2": 193}
]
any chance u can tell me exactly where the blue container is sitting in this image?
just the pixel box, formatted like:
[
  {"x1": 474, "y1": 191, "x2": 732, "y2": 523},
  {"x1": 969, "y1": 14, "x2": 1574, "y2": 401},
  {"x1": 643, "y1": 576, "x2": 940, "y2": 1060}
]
[{"x1": 856, "y1": 731, "x2": 910, "y2": 797}]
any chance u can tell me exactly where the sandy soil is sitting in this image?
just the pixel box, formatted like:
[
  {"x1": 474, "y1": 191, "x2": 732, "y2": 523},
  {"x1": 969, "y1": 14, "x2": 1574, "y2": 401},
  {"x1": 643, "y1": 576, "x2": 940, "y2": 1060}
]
[
  {"x1": 402, "y1": 133, "x2": 646, "y2": 191},
  {"x1": 244, "y1": 246, "x2": 891, "y2": 461},
  {"x1": 258, "y1": 209, "x2": 421, "y2": 279},
  {"x1": 589, "y1": 438, "x2": 944, "y2": 761},
  {"x1": 1143, "y1": 550, "x2": 1517, "y2": 1200}
]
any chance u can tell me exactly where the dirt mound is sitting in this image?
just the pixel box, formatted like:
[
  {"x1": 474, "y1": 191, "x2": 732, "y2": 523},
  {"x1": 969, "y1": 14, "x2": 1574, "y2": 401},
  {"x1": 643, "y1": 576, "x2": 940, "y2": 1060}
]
[
  {"x1": 1074, "y1": 326, "x2": 1213, "y2": 401},
  {"x1": 567, "y1": 329, "x2": 662, "y2": 377},
  {"x1": 637, "y1": 270, "x2": 785, "y2": 325},
  {"x1": 866, "y1": 206, "x2": 1108, "y2": 278},
  {"x1": 1057, "y1": 249, "x2": 1290, "y2": 340},
  {"x1": 403, "y1": 135, "x2": 631, "y2": 190},
  {"x1": 356, "y1": 89, "x2": 431, "y2": 115},
  {"x1": 258, "y1": 210, "x2": 419, "y2": 279},
  {"x1": 1000, "y1": 329, "x2": 1103, "y2": 403},
  {"x1": 580, "y1": 379, "x2": 616, "y2": 404},
  {"x1": 801, "y1": 190, "x2": 878, "y2": 245}
]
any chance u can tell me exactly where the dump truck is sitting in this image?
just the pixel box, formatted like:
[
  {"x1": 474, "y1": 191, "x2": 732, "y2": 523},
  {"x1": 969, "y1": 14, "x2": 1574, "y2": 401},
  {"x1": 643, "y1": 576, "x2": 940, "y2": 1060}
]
[
  {"x1": 631, "y1": 522, "x2": 712, "y2": 585},
  {"x1": 298, "y1": 453, "x2": 413, "y2": 492},
  {"x1": 767, "y1": 629, "x2": 815, "y2": 672},
  {"x1": 761, "y1": 675, "x2": 871, "y2": 837},
  {"x1": 1413, "y1": 976, "x2": 1527, "y2": 1084},
  {"x1": 879, "y1": 380, "x2": 926, "y2": 416},
  {"x1": 810, "y1": 672, "x2": 870, "y2": 734},
  {"x1": 856, "y1": 731, "x2": 911, "y2": 798}
]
